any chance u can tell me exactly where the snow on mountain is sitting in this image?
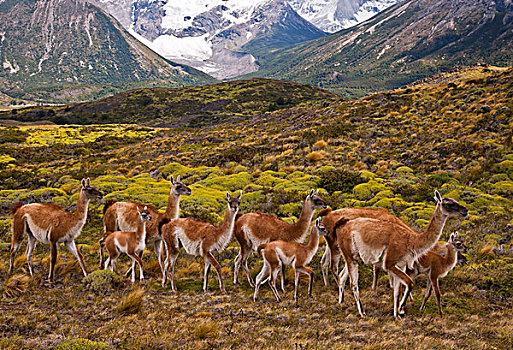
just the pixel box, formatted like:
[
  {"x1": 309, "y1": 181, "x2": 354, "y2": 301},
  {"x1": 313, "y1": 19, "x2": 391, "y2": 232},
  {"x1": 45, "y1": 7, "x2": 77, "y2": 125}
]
[
  {"x1": 91, "y1": 0, "x2": 397, "y2": 78},
  {"x1": 289, "y1": 0, "x2": 400, "y2": 33}
]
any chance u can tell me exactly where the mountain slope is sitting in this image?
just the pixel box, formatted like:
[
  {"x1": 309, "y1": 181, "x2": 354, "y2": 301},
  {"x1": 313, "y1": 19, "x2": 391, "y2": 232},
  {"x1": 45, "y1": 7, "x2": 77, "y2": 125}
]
[
  {"x1": 248, "y1": 0, "x2": 513, "y2": 97},
  {"x1": 93, "y1": 0, "x2": 326, "y2": 79},
  {"x1": 0, "y1": 0, "x2": 215, "y2": 104},
  {"x1": 1, "y1": 79, "x2": 338, "y2": 126}
]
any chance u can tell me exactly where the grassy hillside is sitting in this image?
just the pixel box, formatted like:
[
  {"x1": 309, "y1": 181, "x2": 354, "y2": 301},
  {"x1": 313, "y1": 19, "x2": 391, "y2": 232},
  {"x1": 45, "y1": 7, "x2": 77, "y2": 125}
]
[
  {"x1": 246, "y1": 0, "x2": 513, "y2": 98},
  {"x1": 0, "y1": 79, "x2": 339, "y2": 127},
  {"x1": 0, "y1": 66, "x2": 512, "y2": 348}
]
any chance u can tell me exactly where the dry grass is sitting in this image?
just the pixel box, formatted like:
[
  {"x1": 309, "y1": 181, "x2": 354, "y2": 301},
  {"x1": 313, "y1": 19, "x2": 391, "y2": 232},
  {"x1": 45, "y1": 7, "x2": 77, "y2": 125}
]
[
  {"x1": 0, "y1": 247, "x2": 512, "y2": 349},
  {"x1": 2, "y1": 274, "x2": 30, "y2": 298},
  {"x1": 116, "y1": 288, "x2": 144, "y2": 315}
]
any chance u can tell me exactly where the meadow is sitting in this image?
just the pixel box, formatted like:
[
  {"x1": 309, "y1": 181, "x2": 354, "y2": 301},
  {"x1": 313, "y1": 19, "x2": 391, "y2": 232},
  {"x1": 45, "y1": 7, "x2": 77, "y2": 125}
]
[{"x1": 0, "y1": 66, "x2": 512, "y2": 349}]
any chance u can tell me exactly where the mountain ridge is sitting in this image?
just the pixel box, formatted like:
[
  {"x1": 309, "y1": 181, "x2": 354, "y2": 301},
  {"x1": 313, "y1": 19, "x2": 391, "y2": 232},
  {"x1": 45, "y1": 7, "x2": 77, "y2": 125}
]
[{"x1": 245, "y1": 0, "x2": 513, "y2": 97}]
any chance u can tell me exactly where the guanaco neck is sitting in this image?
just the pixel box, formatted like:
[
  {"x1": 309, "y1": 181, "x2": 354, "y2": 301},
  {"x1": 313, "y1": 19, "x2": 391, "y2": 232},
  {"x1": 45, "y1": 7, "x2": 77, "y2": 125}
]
[
  {"x1": 305, "y1": 228, "x2": 321, "y2": 253},
  {"x1": 413, "y1": 203, "x2": 448, "y2": 253},
  {"x1": 73, "y1": 190, "x2": 90, "y2": 223},
  {"x1": 441, "y1": 243, "x2": 457, "y2": 269},
  {"x1": 217, "y1": 207, "x2": 237, "y2": 240},
  {"x1": 289, "y1": 200, "x2": 315, "y2": 241},
  {"x1": 136, "y1": 218, "x2": 147, "y2": 242},
  {"x1": 165, "y1": 190, "x2": 180, "y2": 219}
]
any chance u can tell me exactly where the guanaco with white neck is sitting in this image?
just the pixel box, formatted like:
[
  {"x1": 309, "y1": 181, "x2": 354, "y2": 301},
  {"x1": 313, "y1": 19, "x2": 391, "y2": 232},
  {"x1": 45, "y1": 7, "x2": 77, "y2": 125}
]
[
  {"x1": 234, "y1": 189, "x2": 327, "y2": 287},
  {"x1": 161, "y1": 191, "x2": 242, "y2": 293},
  {"x1": 404, "y1": 232, "x2": 468, "y2": 317},
  {"x1": 101, "y1": 175, "x2": 191, "y2": 276},
  {"x1": 9, "y1": 178, "x2": 103, "y2": 282},
  {"x1": 334, "y1": 191, "x2": 468, "y2": 317},
  {"x1": 253, "y1": 217, "x2": 330, "y2": 302},
  {"x1": 103, "y1": 206, "x2": 152, "y2": 283},
  {"x1": 318, "y1": 207, "x2": 410, "y2": 287}
]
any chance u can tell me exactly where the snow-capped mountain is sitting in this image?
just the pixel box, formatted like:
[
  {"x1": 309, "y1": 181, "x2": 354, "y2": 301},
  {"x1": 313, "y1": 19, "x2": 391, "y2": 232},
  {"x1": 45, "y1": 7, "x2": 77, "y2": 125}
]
[
  {"x1": 91, "y1": 0, "x2": 397, "y2": 79},
  {"x1": 289, "y1": 0, "x2": 399, "y2": 32}
]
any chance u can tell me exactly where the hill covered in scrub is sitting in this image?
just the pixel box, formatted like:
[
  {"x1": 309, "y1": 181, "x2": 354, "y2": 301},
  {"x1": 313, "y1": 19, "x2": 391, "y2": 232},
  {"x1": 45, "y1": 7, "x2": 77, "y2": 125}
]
[
  {"x1": 0, "y1": 65, "x2": 512, "y2": 348},
  {"x1": 0, "y1": 79, "x2": 339, "y2": 127}
]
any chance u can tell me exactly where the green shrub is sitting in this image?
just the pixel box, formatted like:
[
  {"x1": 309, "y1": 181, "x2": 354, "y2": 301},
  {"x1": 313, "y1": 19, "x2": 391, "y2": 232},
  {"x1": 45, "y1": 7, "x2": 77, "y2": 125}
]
[
  {"x1": 317, "y1": 168, "x2": 364, "y2": 194},
  {"x1": 82, "y1": 270, "x2": 122, "y2": 295}
]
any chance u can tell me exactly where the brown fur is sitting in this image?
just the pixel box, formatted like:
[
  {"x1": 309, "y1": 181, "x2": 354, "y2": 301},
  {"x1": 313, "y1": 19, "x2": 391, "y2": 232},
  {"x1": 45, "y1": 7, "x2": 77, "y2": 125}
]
[
  {"x1": 406, "y1": 233, "x2": 468, "y2": 317},
  {"x1": 253, "y1": 218, "x2": 332, "y2": 302},
  {"x1": 161, "y1": 192, "x2": 241, "y2": 293},
  {"x1": 101, "y1": 175, "x2": 191, "y2": 278},
  {"x1": 318, "y1": 207, "x2": 411, "y2": 288},
  {"x1": 233, "y1": 189, "x2": 327, "y2": 287},
  {"x1": 334, "y1": 191, "x2": 468, "y2": 318},
  {"x1": 11, "y1": 202, "x2": 24, "y2": 215},
  {"x1": 103, "y1": 206, "x2": 152, "y2": 283},
  {"x1": 9, "y1": 178, "x2": 102, "y2": 282},
  {"x1": 103, "y1": 199, "x2": 117, "y2": 215}
]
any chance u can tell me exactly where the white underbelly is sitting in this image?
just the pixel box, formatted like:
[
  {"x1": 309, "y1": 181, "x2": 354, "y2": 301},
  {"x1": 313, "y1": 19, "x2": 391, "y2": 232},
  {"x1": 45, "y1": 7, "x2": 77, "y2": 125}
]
[
  {"x1": 352, "y1": 230, "x2": 386, "y2": 265},
  {"x1": 176, "y1": 228, "x2": 201, "y2": 256},
  {"x1": 114, "y1": 237, "x2": 128, "y2": 254},
  {"x1": 25, "y1": 214, "x2": 51, "y2": 244},
  {"x1": 243, "y1": 226, "x2": 269, "y2": 251},
  {"x1": 276, "y1": 247, "x2": 295, "y2": 266}
]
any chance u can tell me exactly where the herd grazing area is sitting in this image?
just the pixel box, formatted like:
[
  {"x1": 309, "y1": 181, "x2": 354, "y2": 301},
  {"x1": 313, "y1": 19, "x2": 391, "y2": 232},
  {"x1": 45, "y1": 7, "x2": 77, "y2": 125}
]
[{"x1": 0, "y1": 66, "x2": 512, "y2": 349}]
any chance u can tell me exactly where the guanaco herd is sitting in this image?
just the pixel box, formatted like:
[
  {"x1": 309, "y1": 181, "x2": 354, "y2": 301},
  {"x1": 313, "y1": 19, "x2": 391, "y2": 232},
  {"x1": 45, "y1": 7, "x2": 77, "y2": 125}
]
[{"x1": 8, "y1": 175, "x2": 469, "y2": 318}]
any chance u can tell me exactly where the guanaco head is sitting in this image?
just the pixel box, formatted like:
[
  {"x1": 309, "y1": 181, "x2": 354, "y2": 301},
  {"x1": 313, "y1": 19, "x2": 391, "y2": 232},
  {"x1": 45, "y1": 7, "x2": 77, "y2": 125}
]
[
  {"x1": 434, "y1": 190, "x2": 468, "y2": 217},
  {"x1": 450, "y1": 232, "x2": 468, "y2": 266},
  {"x1": 314, "y1": 217, "x2": 329, "y2": 237},
  {"x1": 227, "y1": 191, "x2": 242, "y2": 213},
  {"x1": 449, "y1": 232, "x2": 467, "y2": 254},
  {"x1": 306, "y1": 189, "x2": 327, "y2": 210},
  {"x1": 170, "y1": 175, "x2": 192, "y2": 196},
  {"x1": 81, "y1": 178, "x2": 103, "y2": 200},
  {"x1": 137, "y1": 205, "x2": 152, "y2": 222}
]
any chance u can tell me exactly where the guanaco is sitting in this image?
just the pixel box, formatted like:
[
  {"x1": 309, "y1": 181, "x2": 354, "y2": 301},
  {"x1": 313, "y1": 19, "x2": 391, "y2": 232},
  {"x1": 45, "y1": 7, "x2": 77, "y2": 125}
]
[
  {"x1": 254, "y1": 217, "x2": 330, "y2": 302},
  {"x1": 234, "y1": 189, "x2": 327, "y2": 287},
  {"x1": 161, "y1": 191, "x2": 242, "y2": 293},
  {"x1": 334, "y1": 191, "x2": 468, "y2": 317},
  {"x1": 9, "y1": 178, "x2": 103, "y2": 282},
  {"x1": 103, "y1": 206, "x2": 152, "y2": 283}
]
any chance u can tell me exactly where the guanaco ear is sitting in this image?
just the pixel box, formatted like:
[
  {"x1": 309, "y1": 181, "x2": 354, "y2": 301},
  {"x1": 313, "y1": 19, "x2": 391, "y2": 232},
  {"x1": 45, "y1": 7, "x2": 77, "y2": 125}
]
[
  {"x1": 434, "y1": 190, "x2": 442, "y2": 203},
  {"x1": 308, "y1": 189, "x2": 314, "y2": 197},
  {"x1": 86, "y1": 178, "x2": 90, "y2": 187},
  {"x1": 176, "y1": 175, "x2": 181, "y2": 182},
  {"x1": 315, "y1": 217, "x2": 321, "y2": 226},
  {"x1": 314, "y1": 189, "x2": 319, "y2": 195},
  {"x1": 81, "y1": 178, "x2": 86, "y2": 189},
  {"x1": 137, "y1": 206, "x2": 142, "y2": 215},
  {"x1": 170, "y1": 175, "x2": 174, "y2": 185},
  {"x1": 237, "y1": 190, "x2": 242, "y2": 200},
  {"x1": 143, "y1": 206, "x2": 148, "y2": 211},
  {"x1": 226, "y1": 192, "x2": 231, "y2": 201},
  {"x1": 449, "y1": 233, "x2": 455, "y2": 243}
]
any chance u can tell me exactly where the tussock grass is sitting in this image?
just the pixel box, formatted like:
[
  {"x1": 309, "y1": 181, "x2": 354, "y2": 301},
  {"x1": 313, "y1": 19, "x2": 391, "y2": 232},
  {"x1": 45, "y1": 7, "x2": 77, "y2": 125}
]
[
  {"x1": 116, "y1": 288, "x2": 145, "y2": 315},
  {"x1": 192, "y1": 320, "x2": 219, "y2": 340},
  {"x1": 2, "y1": 274, "x2": 30, "y2": 298}
]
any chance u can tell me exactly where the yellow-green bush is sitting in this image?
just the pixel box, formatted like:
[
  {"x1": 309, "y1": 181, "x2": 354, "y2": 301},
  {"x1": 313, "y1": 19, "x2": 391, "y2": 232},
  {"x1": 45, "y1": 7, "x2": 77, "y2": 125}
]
[
  {"x1": 353, "y1": 181, "x2": 387, "y2": 201},
  {"x1": 53, "y1": 338, "x2": 111, "y2": 350},
  {"x1": 82, "y1": 270, "x2": 122, "y2": 295}
]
